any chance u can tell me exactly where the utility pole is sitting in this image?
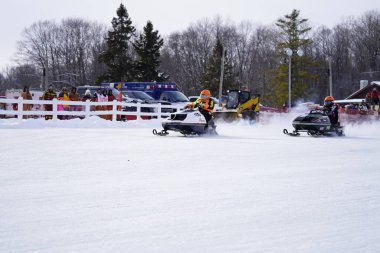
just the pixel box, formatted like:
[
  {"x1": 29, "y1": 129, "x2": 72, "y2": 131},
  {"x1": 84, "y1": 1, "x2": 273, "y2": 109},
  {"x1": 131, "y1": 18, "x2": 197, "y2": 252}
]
[
  {"x1": 285, "y1": 48, "x2": 292, "y2": 109},
  {"x1": 284, "y1": 48, "x2": 304, "y2": 109},
  {"x1": 218, "y1": 47, "x2": 225, "y2": 104},
  {"x1": 42, "y1": 67, "x2": 46, "y2": 91},
  {"x1": 328, "y1": 57, "x2": 333, "y2": 97}
]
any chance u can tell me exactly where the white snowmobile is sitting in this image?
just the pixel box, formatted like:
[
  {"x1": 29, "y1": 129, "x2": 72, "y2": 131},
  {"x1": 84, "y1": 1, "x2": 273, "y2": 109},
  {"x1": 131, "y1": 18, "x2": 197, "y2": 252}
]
[{"x1": 153, "y1": 109, "x2": 217, "y2": 136}]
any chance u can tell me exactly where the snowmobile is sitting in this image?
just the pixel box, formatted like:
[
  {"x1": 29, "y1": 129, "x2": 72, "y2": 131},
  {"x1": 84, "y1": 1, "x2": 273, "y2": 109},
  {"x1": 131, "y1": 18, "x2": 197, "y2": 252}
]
[
  {"x1": 283, "y1": 109, "x2": 344, "y2": 137},
  {"x1": 153, "y1": 109, "x2": 217, "y2": 136}
]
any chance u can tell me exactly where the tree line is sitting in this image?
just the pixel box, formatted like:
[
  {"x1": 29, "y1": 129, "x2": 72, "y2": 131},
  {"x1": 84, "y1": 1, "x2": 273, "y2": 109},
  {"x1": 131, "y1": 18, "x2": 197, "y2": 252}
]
[{"x1": 1, "y1": 4, "x2": 379, "y2": 106}]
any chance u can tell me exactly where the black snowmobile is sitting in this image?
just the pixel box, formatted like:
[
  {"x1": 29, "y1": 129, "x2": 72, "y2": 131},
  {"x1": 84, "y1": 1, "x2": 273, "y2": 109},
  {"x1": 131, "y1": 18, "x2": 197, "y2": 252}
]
[
  {"x1": 283, "y1": 109, "x2": 344, "y2": 137},
  {"x1": 153, "y1": 109, "x2": 217, "y2": 136}
]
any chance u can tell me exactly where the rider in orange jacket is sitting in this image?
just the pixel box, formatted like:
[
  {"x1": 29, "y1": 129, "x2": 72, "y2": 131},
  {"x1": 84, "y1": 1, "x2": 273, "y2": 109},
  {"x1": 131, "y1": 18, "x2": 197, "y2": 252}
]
[{"x1": 185, "y1": 89, "x2": 215, "y2": 125}]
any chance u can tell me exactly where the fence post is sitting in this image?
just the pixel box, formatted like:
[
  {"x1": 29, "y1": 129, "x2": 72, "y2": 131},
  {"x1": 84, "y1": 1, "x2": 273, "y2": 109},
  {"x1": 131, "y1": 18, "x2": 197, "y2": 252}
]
[
  {"x1": 52, "y1": 98, "x2": 58, "y2": 121},
  {"x1": 136, "y1": 102, "x2": 141, "y2": 121},
  {"x1": 17, "y1": 97, "x2": 23, "y2": 120},
  {"x1": 85, "y1": 99, "x2": 90, "y2": 119},
  {"x1": 112, "y1": 100, "x2": 117, "y2": 122}
]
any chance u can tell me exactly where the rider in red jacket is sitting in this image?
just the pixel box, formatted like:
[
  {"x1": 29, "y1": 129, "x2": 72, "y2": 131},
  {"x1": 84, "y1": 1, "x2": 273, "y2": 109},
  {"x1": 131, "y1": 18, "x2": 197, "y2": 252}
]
[{"x1": 371, "y1": 88, "x2": 379, "y2": 110}]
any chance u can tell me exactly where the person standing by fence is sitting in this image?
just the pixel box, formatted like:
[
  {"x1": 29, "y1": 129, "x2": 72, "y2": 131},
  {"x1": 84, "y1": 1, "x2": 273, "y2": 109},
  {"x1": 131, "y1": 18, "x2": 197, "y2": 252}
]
[
  {"x1": 82, "y1": 89, "x2": 93, "y2": 112},
  {"x1": 82, "y1": 89, "x2": 92, "y2": 101},
  {"x1": 97, "y1": 89, "x2": 108, "y2": 119},
  {"x1": 20, "y1": 86, "x2": 33, "y2": 119},
  {"x1": 57, "y1": 93, "x2": 65, "y2": 120},
  {"x1": 69, "y1": 87, "x2": 80, "y2": 118},
  {"x1": 117, "y1": 90, "x2": 123, "y2": 121},
  {"x1": 58, "y1": 87, "x2": 70, "y2": 120},
  {"x1": 371, "y1": 88, "x2": 379, "y2": 111},
  {"x1": 42, "y1": 85, "x2": 57, "y2": 120},
  {"x1": 107, "y1": 89, "x2": 116, "y2": 120}
]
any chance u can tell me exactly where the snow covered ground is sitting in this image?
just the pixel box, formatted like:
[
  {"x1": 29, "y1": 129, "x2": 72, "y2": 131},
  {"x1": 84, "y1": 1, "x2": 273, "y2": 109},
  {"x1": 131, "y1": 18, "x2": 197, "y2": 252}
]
[{"x1": 1, "y1": 113, "x2": 380, "y2": 253}]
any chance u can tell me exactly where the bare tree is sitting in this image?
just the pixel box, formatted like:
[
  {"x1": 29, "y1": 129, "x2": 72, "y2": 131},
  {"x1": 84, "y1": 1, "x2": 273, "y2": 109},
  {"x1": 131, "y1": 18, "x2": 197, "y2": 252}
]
[
  {"x1": 58, "y1": 18, "x2": 108, "y2": 85},
  {"x1": 351, "y1": 10, "x2": 380, "y2": 74},
  {"x1": 161, "y1": 19, "x2": 215, "y2": 94},
  {"x1": 16, "y1": 19, "x2": 107, "y2": 89},
  {"x1": 17, "y1": 20, "x2": 57, "y2": 90},
  {"x1": 0, "y1": 72, "x2": 5, "y2": 92},
  {"x1": 161, "y1": 17, "x2": 281, "y2": 102}
]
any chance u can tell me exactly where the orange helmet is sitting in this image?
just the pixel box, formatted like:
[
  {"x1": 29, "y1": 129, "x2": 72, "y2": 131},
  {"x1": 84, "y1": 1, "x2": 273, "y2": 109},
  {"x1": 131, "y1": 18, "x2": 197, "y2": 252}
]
[
  {"x1": 324, "y1": 96, "x2": 334, "y2": 107},
  {"x1": 200, "y1": 89, "x2": 211, "y2": 101}
]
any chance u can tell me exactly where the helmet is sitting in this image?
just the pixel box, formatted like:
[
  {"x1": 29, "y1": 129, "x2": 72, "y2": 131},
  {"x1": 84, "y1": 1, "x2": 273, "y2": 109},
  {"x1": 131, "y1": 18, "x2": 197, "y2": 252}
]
[
  {"x1": 324, "y1": 96, "x2": 334, "y2": 107},
  {"x1": 200, "y1": 89, "x2": 211, "y2": 101}
]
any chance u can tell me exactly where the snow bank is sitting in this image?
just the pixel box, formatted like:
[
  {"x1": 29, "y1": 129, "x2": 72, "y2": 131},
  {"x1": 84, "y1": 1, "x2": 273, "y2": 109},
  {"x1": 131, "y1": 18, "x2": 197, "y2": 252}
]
[{"x1": 0, "y1": 116, "x2": 162, "y2": 129}]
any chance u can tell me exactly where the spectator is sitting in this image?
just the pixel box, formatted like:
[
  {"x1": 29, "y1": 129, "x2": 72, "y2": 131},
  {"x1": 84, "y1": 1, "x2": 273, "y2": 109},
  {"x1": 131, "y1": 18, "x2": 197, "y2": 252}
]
[
  {"x1": 365, "y1": 92, "x2": 372, "y2": 109},
  {"x1": 93, "y1": 89, "x2": 100, "y2": 101},
  {"x1": 82, "y1": 89, "x2": 92, "y2": 101},
  {"x1": 93, "y1": 89, "x2": 102, "y2": 112},
  {"x1": 99, "y1": 89, "x2": 108, "y2": 119},
  {"x1": 57, "y1": 93, "x2": 65, "y2": 120},
  {"x1": 20, "y1": 86, "x2": 33, "y2": 119},
  {"x1": 58, "y1": 87, "x2": 70, "y2": 120},
  {"x1": 282, "y1": 101, "x2": 288, "y2": 113},
  {"x1": 117, "y1": 89, "x2": 123, "y2": 121},
  {"x1": 371, "y1": 88, "x2": 379, "y2": 110},
  {"x1": 69, "y1": 87, "x2": 80, "y2": 118},
  {"x1": 358, "y1": 99, "x2": 370, "y2": 113},
  {"x1": 107, "y1": 89, "x2": 116, "y2": 120},
  {"x1": 101, "y1": 89, "x2": 108, "y2": 103},
  {"x1": 42, "y1": 85, "x2": 57, "y2": 120},
  {"x1": 82, "y1": 89, "x2": 93, "y2": 112}
]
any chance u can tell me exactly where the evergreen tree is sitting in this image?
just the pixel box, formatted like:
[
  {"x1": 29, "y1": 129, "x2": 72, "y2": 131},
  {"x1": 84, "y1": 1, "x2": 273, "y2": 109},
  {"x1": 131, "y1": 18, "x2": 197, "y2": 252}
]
[
  {"x1": 133, "y1": 21, "x2": 167, "y2": 81},
  {"x1": 97, "y1": 3, "x2": 136, "y2": 82},
  {"x1": 274, "y1": 9, "x2": 317, "y2": 106},
  {"x1": 201, "y1": 37, "x2": 235, "y2": 96}
]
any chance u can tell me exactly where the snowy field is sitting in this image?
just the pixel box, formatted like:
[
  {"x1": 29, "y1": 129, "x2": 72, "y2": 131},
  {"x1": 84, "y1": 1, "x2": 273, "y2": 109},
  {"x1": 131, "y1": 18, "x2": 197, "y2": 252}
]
[{"x1": 1, "y1": 113, "x2": 380, "y2": 253}]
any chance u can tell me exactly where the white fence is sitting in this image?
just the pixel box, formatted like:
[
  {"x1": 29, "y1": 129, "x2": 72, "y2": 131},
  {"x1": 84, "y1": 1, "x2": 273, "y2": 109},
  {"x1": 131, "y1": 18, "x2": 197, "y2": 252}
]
[{"x1": 0, "y1": 97, "x2": 184, "y2": 121}]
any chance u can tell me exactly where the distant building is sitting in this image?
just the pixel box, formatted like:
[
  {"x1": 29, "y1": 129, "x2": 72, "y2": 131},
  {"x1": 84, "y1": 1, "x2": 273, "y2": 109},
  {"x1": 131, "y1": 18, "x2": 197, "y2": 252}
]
[{"x1": 346, "y1": 81, "x2": 380, "y2": 99}]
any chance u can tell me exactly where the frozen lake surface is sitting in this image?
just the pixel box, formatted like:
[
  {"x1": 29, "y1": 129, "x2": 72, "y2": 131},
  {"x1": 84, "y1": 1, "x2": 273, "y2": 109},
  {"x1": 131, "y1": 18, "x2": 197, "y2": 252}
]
[{"x1": 1, "y1": 115, "x2": 379, "y2": 253}]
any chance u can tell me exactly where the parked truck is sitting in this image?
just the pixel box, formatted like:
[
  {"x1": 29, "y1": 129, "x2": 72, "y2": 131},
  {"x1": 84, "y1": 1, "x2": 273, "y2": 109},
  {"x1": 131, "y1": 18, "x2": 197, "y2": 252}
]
[{"x1": 101, "y1": 82, "x2": 189, "y2": 106}]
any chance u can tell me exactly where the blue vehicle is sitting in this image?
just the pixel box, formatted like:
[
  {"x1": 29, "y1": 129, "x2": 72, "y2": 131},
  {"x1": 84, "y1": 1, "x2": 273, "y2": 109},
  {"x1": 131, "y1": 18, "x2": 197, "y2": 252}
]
[{"x1": 101, "y1": 82, "x2": 189, "y2": 104}]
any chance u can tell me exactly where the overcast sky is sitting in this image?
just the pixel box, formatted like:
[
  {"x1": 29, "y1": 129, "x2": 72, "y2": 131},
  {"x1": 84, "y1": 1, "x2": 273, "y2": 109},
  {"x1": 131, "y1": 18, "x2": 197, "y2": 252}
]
[{"x1": 0, "y1": 0, "x2": 378, "y2": 70}]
